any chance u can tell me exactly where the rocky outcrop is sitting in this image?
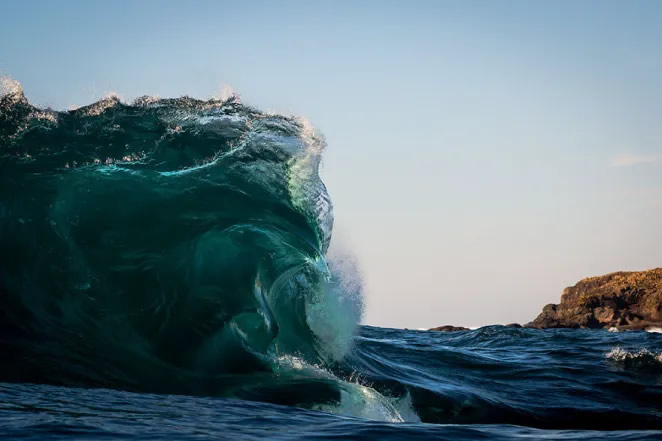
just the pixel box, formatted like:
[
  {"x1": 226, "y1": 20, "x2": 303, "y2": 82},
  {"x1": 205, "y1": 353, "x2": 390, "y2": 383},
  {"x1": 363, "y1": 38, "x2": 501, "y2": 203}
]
[
  {"x1": 429, "y1": 325, "x2": 469, "y2": 332},
  {"x1": 527, "y1": 268, "x2": 662, "y2": 330}
]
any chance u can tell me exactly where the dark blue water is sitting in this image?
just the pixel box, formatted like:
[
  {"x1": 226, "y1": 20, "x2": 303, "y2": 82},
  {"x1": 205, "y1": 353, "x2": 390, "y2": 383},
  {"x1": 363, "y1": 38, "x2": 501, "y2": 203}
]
[
  {"x1": 2, "y1": 84, "x2": 662, "y2": 439},
  {"x1": 1, "y1": 327, "x2": 662, "y2": 440}
]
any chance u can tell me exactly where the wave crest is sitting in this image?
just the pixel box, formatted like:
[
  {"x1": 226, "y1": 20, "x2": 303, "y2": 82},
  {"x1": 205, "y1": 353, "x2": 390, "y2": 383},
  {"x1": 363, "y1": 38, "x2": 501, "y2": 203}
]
[{"x1": 606, "y1": 347, "x2": 662, "y2": 370}]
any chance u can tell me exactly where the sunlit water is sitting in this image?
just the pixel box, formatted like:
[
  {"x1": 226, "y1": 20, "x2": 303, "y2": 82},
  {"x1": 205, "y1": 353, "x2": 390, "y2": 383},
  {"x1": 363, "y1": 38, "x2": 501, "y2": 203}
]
[{"x1": 1, "y1": 84, "x2": 661, "y2": 439}]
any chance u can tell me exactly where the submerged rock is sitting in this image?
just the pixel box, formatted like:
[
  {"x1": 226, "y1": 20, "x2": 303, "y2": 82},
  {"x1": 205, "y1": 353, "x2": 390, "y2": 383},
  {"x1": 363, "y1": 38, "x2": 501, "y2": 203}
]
[
  {"x1": 527, "y1": 268, "x2": 662, "y2": 330},
  {"x1": 428, "y1": 325, "x2": 469, "y2": 332}
]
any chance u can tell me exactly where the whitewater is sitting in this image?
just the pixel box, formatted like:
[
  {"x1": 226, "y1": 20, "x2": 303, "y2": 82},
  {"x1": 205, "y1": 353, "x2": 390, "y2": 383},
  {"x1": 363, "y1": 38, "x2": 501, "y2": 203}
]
[{"x1": 1, "y1": 83, "x2": 661, "y2": 440}]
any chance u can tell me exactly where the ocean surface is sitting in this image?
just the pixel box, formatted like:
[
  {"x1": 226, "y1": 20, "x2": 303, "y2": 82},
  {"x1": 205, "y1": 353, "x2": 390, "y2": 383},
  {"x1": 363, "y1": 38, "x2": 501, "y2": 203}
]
[
  {"x1": 1, "y1": 83, "x2": 661, "y2": 440},
  {"x1": 1, "y1": 327, "x2": 662, "y2": 440}
]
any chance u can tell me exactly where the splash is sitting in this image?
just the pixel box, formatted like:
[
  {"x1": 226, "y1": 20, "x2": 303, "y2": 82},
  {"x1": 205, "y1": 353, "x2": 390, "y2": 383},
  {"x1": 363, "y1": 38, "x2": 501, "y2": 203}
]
[
  {"x1": 0, "y1": 77, "x2": 23, "y2": 99},
  {"x1": 606, "y1": 347, "x2": 662, "y2": 369}
]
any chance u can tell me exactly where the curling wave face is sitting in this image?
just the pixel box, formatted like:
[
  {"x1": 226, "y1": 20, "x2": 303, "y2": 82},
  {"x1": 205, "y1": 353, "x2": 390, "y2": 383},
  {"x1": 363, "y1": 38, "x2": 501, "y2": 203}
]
[{"x1": 0, "y1": 85, "x2": 366, "y2": 409}]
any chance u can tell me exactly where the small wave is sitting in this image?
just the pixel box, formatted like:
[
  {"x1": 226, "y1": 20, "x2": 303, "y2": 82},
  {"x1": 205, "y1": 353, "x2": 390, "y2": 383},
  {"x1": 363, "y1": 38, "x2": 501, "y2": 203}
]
[{"x1": 606, "y1": 347, "x2": 662, "y2": 369}]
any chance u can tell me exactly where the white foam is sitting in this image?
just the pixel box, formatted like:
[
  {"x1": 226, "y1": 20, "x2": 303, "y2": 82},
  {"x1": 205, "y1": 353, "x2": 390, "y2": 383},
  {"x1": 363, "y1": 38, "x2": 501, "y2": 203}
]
[
  {"x1": 25, "y1": 109, "x2": 57, "y2": 124},
  {"x1": 304, "y1": 247, "x2": 364, "y2": 362},
  {"x1": 83, "y1": 95, "x2": 121, "y2": 116},
  {"x1": 0, "y1": 76, "x2": 24, "y2": 107},
  {"x1": 213, "y1": 84, "x2": 239, "y2": 103},
  {"x1": 273, "y1": 355, "x2": 417, "y2": 423},
  {"x1": 606, "y1": 347, "x2": 662, "y2": 363},
  {"x1": 646, "y1": 327, "x2": 662, "y2": 333},
  {"x1": 0, "y1": 76, "x2": 22, "y2": 97}
]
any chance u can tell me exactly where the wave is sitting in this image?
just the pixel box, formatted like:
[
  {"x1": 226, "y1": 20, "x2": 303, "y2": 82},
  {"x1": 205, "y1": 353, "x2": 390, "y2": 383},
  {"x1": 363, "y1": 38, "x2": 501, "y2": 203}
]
[
  {"x1": 606, "y1": 347, "x2": 662, "y2": 370},
  {"x1": 0, "y1": 82, "x2": 393, "y2": 418}
]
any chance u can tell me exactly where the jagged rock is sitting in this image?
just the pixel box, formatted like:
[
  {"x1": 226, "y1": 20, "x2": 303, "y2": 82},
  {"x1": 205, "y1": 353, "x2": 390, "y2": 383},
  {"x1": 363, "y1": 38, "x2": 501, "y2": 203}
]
[
  {"x1": 429, "y1": 325, "x2": 469, "y2": 332},
  {"x1": 527, "y1": 268, "x2": 662, "y2": 330}
]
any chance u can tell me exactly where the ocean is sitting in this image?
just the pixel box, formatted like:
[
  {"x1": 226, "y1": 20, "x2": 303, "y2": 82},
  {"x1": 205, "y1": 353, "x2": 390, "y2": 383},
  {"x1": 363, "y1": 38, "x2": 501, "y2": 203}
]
[
  {"x1": 1, "y1": 327, "x2": 662, "y2": 440},
  {"x1": 1, "y1": 84, "x2": 661, "y2": 440}
]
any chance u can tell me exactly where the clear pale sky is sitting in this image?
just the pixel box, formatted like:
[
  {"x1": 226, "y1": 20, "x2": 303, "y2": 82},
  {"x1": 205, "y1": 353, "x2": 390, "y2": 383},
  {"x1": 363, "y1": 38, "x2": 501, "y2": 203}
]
[{"x1": 2, "y1": 1, "x2": 661, "y2": 328}]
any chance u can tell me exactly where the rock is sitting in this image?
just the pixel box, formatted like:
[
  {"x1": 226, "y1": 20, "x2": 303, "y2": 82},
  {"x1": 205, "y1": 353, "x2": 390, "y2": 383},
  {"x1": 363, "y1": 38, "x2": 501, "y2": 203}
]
[
  {"x1": 527, "y1": 268, "x2": 662, "y2": 330},
  {"x1": 429, "y1": 325, "x2": 469, "y2": 332},
  {"x1": 505, "y1": 323, "x2": 522, "y2": 328}
]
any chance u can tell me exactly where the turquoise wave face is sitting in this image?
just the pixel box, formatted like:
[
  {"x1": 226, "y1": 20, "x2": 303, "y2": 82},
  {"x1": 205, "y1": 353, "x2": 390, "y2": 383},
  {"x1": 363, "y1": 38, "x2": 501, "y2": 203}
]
[{"x1": 0, "y1": 88, "x2": 361, "y2": 400}]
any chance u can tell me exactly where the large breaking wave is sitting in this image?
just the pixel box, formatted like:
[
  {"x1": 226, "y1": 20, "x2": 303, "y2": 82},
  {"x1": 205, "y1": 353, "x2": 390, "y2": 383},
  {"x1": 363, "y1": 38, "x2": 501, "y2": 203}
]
[{"x1": 0, "y1": 81, "x2": 392, "y2": 418}]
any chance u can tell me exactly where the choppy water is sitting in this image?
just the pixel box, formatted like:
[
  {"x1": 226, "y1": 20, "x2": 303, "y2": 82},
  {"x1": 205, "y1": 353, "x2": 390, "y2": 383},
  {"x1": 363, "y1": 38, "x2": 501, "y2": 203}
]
[
  {"x1": 2, "y1": 327, "x2": 662, "y2": 440},
  {"x1": 1, "y1": 82, "x2": 661, "y2": 439}
]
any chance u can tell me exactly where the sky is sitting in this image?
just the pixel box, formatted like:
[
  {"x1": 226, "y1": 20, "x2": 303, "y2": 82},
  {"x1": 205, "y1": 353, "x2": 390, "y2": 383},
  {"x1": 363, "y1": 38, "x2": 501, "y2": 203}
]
[{"x1": 2, "y1": 1, "x2": 661, "y2": 328}]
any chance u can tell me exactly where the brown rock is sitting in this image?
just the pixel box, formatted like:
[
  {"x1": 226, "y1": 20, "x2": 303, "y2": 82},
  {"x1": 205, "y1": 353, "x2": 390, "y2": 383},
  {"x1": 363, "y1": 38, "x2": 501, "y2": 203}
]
[
  {"x1": 429, "y1": 325, "x2": 469, "y2": 332},
  {"x1": 527, "y1": 268, "x2": 662, "y2": 330}
]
